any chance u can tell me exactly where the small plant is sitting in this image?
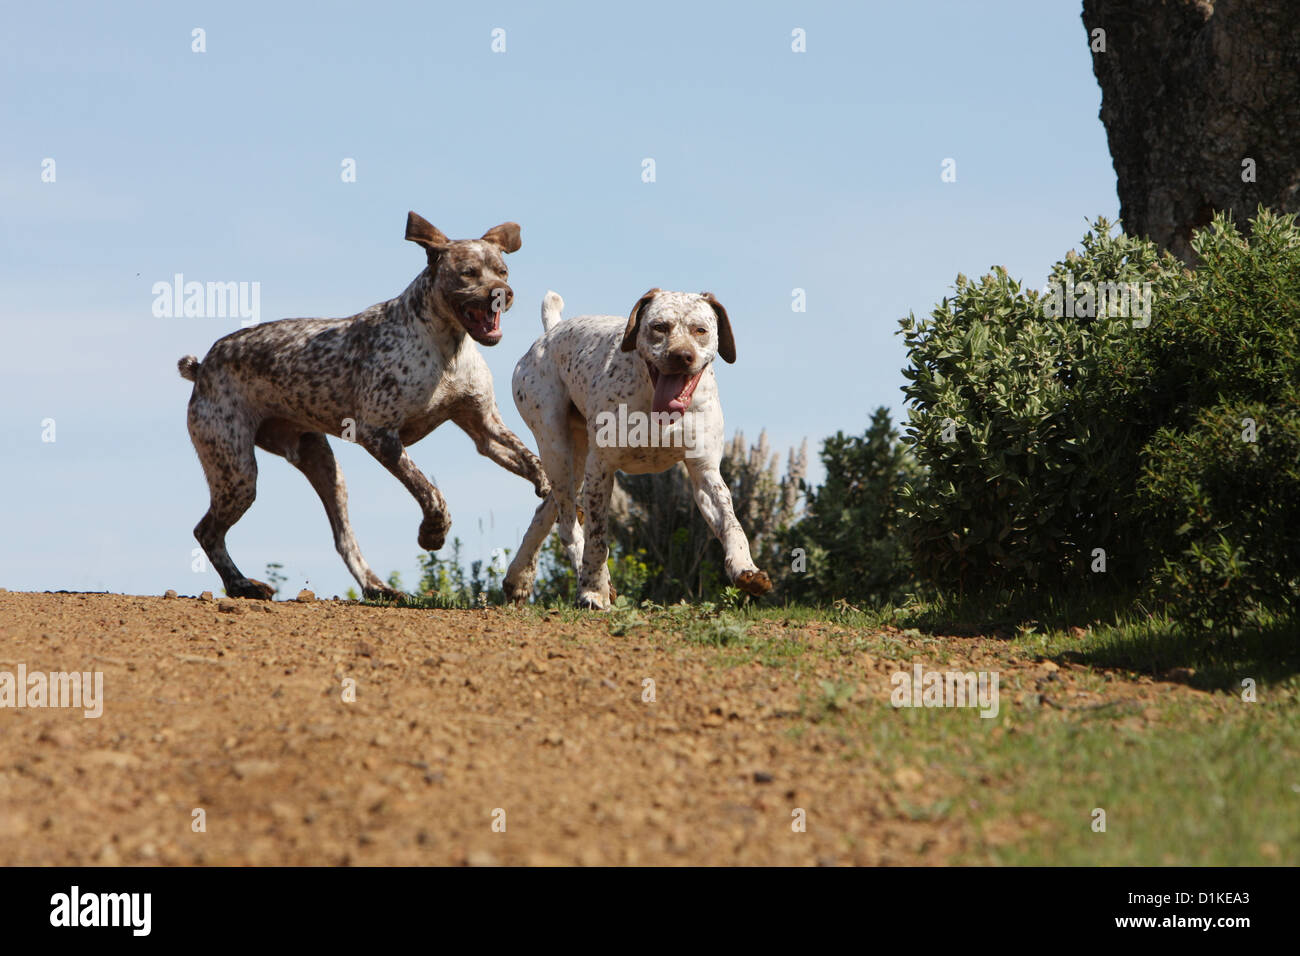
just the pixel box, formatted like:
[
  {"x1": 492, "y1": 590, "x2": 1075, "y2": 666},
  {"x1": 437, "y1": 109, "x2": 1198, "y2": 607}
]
[
  {"x1": 264, "y1": 562, "x2": 287, "y2": 597},
  {"x1": 684, "y1": 616, "x2": 749, "y2": 647},
  {"x1": 779, "y1": 407, "x2": 920, "y2": 606}
]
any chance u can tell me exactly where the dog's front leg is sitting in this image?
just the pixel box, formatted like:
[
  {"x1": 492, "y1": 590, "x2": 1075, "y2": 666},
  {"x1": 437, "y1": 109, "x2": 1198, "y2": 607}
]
[
  {"x1": 684, "y1": 457, "x2": 773, "y2": 597},
  {"x1": 355, "y1": 424, "x2": 451, "y2": 551},
  {"x1": 453, "y1": 405, "x2": 551, "y2": 498},
  {"x1": 575, "y1": 452, "x2": 615, "y2": 609}
]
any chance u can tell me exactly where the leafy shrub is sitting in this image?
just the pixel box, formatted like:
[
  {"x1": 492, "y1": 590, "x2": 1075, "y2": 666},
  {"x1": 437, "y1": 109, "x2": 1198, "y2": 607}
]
[
  {"x1": 779, "y1": 407, "x2": 919, "y2": 606},
  {"x1": 898, "y1": 219, "x2": 1176, "y2": 592},
  {"x1": 900, "y1": 209, "x2": 1300, "y2": 630},
  {"x1": 1137, "y1": 398, "x2": 1300, "y2": 632}
]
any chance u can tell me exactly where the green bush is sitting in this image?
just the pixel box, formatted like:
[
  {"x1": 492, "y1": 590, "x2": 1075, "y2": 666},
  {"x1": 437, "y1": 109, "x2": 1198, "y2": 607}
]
[
  {"x1": 779, "y1": 407, "x2": 919, "y2": 606},
  {"x1": 900, "y1": 209, "x2": 1300, "y2": 630},
  {"x1": 898, "y1": 219, "x2": 1175, "y2": 592},
  {"x1": 1137, "y1": 398, "x2": 1300, "y2": 632}
]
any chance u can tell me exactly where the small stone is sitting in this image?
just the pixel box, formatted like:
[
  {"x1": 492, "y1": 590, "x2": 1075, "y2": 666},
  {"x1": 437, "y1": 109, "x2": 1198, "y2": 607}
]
[
  {"x1": 358, "y1": 782, "x2": 388, "y2": 812},
  {"x1": 164, "y1": 589, "x2": 178, "y2": 599},
  {"x1": 200, "y1": 591, "x2": 214, "y2": 602},
  {"x1": 37, "y1": 728, "x2": 76, "y2": 749},
  {"x1": 217, "y1": 600, "x2": 244, "y2": 614},
  {"x1": 297, "y1": 589, "x2": 315, "y2": 602},
  {"x1": 753, "y1": 771, "x2": 774, "y2": 784},
  {"x1": 232, "y1": 759, "x2": 278, "y2": 780},
  {"x1": 82, "y1": 750, "x2": 142, "y2": 770},
  {"x1": 95, "y1": 842, "x2": 121, "y2": 866},
  {"x1": 893, "y1": 766, "x2": 924, "y2": 789}
]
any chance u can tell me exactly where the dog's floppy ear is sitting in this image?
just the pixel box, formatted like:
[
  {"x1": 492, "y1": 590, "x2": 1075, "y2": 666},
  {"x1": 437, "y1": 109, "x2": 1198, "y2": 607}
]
[
  {"x1": 701, "y1": 292, "x2": 736, "y2": 363},
  {"x1": 405, "y1": 211, "x2": 451, "y2": 255},
  {"x1": 480, "y1": 222, "x2": 522, "y2": 253},
  {"x1": 621, "y1": 288, "x2": 661, "y2": 352}
]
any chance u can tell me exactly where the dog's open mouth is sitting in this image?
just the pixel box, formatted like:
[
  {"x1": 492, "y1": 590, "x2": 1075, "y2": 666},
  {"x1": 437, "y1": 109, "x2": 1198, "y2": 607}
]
[
  {"x1": 459, "y1": 305, "x2": 503, "y2": 345},
  {"x1": 647, "y1": 361, "x2": 704, "y2": 415}
]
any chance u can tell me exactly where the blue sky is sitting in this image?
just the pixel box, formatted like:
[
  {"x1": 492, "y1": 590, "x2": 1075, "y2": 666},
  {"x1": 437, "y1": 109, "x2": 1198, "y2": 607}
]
[{"x1": 0, "y1": 0, "x2": 1118, "y2": 597}]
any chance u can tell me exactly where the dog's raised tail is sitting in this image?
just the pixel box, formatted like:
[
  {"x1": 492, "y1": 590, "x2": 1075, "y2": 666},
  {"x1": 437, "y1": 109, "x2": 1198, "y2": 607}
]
[
  {"x1": 541, "y1": 290, "x2": 564, "y2": 332},
  {"x1": 178, "y1": 355, "x2": 201, "y2": 381}
]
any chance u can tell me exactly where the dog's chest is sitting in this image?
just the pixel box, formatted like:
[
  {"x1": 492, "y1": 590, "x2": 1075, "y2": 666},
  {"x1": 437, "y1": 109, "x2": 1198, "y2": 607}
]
[{"x1": 387, "y1": 342, "x2": 490, "y2": 437}]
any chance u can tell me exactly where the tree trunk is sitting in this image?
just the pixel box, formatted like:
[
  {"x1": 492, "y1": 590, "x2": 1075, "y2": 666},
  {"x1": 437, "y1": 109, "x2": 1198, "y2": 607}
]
[{"x1": 1082, "y1": 0, "x2": 1300, "y2": 262}]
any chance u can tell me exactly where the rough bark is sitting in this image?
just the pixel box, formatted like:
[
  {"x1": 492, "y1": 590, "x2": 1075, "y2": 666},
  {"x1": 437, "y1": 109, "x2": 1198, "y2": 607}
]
[{"x1": 1082, "y1": 0, "x2": 1300, "y2": 262}]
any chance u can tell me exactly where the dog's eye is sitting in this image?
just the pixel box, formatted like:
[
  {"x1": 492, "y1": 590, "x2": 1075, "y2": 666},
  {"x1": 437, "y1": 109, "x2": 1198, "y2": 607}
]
[
  {"x1": 650, "y1": 322, "x2": 670, "y2": 334},
  {"x1": 459, "y1": 267, "x2": 479, "y2": 277},
  {"x1": 692, "y1": 327, "x2": 707, "y2": 335}
]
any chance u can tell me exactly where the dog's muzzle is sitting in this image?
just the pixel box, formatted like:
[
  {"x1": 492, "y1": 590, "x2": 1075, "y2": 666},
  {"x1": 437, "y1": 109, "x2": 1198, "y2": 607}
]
[{"x1": 455, "y1": 284, "x2": 512, "y2": 346}]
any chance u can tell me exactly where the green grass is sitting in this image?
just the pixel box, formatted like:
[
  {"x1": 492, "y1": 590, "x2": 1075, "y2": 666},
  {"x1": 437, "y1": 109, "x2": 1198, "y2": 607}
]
[
  {"x1": 358, "y1": 586, "x2": 1299, "y2": 862},
  {"x1": 603, "y1": 596, "x2": 1300, "y2": 865},
  {"x1": 820, "y1": 677, "x2": 1300, "y2": 865},
  {"x1": 726, "y1": 609, "x2": 1299, "y2": 864}
]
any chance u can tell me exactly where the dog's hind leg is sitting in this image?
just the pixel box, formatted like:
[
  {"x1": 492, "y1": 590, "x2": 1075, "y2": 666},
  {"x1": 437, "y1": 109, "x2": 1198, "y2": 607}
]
[
  {"x1": 576, "y1": 449, "x2": 615, "y2": 610},
  {"x1": 282, "y1": 430, "x2": 397, "y2": 600},
  {"x1": 189, "y1": 399, "x2": 274, "y2": 599}
]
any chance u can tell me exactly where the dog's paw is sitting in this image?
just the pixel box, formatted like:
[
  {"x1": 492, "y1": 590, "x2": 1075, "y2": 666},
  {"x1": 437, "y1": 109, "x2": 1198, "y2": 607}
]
[
  {"x1": 502, "y1": 578, "x2": 532, "y2": 606},
  {"x1": 363, "y1": 584, "x2": 405, "y2": 603},
  {"x1": 229, "y1": 578, "x2": 276, "y2": 600},
  {"x1": 418, "y1": 514, "x2": 450, "y2": 551},
  {"x1": 735, "y1": 569, "x2": 773, "y2": 597},
  {"x1": 574, "y1": 592, "x2": 607, "y2": 611}
]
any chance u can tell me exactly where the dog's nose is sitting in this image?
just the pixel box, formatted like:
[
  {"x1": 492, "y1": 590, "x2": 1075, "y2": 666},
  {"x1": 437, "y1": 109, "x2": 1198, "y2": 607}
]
[
  {"x1": 669, "y1": 348, "x2": 695, "y2": 369},
  {"x1": 492, "y1": 283, "x2": 514, "y2": 312}
]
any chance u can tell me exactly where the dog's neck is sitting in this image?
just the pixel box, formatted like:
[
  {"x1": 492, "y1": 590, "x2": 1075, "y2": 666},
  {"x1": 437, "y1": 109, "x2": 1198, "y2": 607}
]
[{"x1": 397, "y1": 267, "x2": 472, "y2": 362}]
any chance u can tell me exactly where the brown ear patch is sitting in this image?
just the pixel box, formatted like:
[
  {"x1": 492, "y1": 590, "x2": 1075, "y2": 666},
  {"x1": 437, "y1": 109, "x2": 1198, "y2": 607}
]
[
  {"x1": 621, "y1": 288, "x2": 661, "y2": 352},
  {"x1": 702, "y1": 292, "x2": 735, "y2": 363},
  {"x1": 405, "y1": 211, "x2": 450, "y2": 253},
  {"x1": 480, "y1": 222, "x2": 522, "y2": 253}
]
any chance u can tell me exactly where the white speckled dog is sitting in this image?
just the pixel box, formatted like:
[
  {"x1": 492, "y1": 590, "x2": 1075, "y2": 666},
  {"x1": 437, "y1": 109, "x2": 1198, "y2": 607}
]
[
  {"x1": 503, "y1": 288, "x2": 774, "y2": 609},
  {"x1": 178, "y1": 212, "x2": 549, "y2": 601}
]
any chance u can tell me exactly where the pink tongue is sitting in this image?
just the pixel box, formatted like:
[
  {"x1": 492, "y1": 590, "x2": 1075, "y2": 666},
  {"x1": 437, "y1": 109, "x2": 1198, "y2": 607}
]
[{"x1": 653, "y1": 373, "x2": 690, "y2": 414}]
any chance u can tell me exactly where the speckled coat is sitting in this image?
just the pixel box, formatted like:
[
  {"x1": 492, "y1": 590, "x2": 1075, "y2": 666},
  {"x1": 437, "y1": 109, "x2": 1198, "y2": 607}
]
[
  {"x1": 504, "y1": 289, "x2": 773, "y2": 608},
  {"x1": 178, "y1": 213, "x2": 548, "y2": 600}
]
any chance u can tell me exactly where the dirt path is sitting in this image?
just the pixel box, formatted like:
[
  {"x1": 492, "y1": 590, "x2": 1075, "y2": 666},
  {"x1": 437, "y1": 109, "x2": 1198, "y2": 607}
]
[{"x1": 0, "y1": 591, "x2": 1191, "y2": 865}]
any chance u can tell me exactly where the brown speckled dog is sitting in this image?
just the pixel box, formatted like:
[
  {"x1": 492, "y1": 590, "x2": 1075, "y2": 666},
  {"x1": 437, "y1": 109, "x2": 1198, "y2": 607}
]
[{"x1": 178, "y1": 212, "x2": 549, "y2": 600}]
